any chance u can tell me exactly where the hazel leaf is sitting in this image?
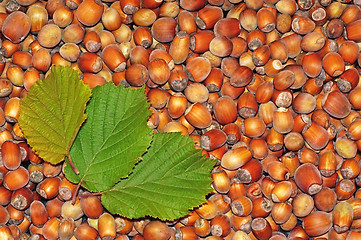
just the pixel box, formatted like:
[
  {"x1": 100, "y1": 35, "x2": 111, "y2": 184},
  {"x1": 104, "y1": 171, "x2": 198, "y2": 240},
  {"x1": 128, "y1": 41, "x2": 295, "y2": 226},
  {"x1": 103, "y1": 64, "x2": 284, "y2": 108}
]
[
  {"x1": 102, "y1": 132, "x2": 217, "y2": 221},
  {"x1": 19, "y1": 66, "x2": 91, "y2": 165},
  {"x1": 64, "y1": 82, "x2": 153, "y2": 192}
]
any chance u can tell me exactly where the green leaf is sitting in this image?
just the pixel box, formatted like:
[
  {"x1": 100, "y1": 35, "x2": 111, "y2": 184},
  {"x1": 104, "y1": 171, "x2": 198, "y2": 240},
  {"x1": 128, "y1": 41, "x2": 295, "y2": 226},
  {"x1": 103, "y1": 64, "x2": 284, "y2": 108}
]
[
  {"x1": 19, "y1": 66, "x2": 91, "y2": 164},
  {"x1": 64, "y1": 83, "x2": 153, "y2": 192},
  {"x1": 101, "y1": 132, "x2": 217, "y2": 221}
]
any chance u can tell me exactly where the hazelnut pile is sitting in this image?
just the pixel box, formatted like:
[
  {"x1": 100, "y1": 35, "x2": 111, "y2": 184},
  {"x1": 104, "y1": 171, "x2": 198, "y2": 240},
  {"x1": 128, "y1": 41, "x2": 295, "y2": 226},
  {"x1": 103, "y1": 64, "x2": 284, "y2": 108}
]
[{"x1": 1, "y1": 0, "x2": 361, "y2": 239}]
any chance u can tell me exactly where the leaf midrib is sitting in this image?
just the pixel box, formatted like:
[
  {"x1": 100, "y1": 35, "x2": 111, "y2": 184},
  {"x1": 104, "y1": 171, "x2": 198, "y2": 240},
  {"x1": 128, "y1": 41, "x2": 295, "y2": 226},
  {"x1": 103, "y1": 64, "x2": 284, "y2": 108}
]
[
  {"x1": 80, "y1": 88, "x2": 118, "y2": 189},
  {"x1": 52, "y1": 70, "x2": 69, "y2": 148},
  {"x1": 113, "y1": 135, "x2": 208, "y2": 190}
]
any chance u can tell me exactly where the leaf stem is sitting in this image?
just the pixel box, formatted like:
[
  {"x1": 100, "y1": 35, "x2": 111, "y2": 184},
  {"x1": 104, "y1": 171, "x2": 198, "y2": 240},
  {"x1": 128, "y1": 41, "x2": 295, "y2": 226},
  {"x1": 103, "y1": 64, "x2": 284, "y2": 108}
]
[
  {"x1": 79, "y1": 191, "x2": 103, "y2": 198},
  {"x1": 72, "y1": 181, "x2": 82, "y2": 204},
  {"x1": 67, "y1": 154, "x2": 79, "y2": 175}
]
